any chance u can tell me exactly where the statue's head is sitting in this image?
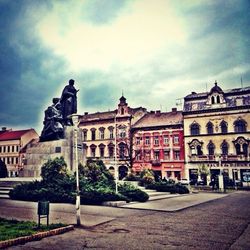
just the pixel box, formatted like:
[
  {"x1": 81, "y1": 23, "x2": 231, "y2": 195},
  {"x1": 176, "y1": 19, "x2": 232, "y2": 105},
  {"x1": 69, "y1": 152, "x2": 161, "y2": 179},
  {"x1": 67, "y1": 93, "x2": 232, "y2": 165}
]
[
  {"x1": 69, "y1": 79, "x2": 75, "y2": 85},
  {"x1": 52, "y1": 98, "x2": 60, "y2": 104}
]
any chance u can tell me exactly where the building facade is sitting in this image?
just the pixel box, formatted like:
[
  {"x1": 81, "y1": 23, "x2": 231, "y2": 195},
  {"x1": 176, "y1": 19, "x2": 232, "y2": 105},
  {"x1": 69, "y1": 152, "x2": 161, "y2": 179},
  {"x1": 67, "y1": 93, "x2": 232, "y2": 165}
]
[
  {"x1": 0, "y1": 128, "x2": 39, "y2": 177},
  {"x1": 183, "y1": 82, "x2": 250, "y2": 185},
  {"x1": 132, "y1": 109, "x2": 185, "y2": 180},
  {"x1": 78, "y1": 96, "x2": 147, "y2": 179}
]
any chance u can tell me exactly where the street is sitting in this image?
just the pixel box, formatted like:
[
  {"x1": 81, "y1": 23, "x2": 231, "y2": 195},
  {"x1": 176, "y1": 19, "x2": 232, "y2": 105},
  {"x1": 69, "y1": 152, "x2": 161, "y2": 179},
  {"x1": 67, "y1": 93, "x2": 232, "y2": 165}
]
[{"x1": 0, "y1": 191, "x2": 250, "y2": 249}]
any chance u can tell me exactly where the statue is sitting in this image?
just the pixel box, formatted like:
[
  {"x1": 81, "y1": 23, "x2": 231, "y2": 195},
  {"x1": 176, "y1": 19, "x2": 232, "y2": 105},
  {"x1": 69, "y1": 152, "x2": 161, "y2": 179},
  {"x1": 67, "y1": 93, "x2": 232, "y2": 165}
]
[
  {"x1": 60, "y1": 79, "x2": 79, "y2": 126},
  {"x1": 40, "y1": 98, "x2": 64, "y2": 142}
]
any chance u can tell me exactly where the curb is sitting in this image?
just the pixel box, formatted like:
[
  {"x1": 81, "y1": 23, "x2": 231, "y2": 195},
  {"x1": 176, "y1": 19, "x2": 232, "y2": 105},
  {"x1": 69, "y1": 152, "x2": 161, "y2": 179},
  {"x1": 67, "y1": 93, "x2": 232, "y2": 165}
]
[{"x1": 0, "y1": 225, "x2": 74, "y2": 249}]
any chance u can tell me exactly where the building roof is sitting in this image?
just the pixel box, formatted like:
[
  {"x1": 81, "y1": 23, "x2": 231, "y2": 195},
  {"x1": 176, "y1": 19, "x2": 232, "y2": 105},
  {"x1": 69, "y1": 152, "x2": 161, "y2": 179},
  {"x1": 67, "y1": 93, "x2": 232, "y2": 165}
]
[
  {"x1": 133, "y1": 110, "x2": 183, "y2": 129},
  {"x1": 79, "y1": 107, "x2": 147, "y2": 123},
  {"x1": 0, "y1": 129, "x2": 35, "y2": 141}
]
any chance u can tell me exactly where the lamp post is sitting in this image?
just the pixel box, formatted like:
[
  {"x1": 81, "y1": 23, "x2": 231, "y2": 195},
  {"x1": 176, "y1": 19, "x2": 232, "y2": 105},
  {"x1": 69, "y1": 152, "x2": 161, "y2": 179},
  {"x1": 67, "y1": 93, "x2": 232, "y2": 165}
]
[
  {"x1": 114, "y1": 114, "x2": 118, "y2": 194},
  {"x1": 71, "y1": 114, "x2": 81, "y2": 226}
]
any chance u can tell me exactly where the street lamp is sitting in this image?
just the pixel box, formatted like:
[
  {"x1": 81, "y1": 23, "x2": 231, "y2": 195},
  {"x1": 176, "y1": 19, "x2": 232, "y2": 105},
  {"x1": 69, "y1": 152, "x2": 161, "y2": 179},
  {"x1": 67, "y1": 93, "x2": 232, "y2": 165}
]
[
  {"x1": 70, "y1": 114, "x2": 81, "y2": 226},
  {"x1": 114, "y1": 114, "x2": 118, "y2": 194}
]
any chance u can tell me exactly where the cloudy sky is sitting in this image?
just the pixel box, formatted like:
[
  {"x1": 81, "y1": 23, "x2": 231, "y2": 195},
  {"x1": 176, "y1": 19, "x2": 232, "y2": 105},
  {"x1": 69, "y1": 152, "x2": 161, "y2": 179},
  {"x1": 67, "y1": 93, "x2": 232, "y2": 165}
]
[{"x1": 0, "y1": 0, "x2": 249, "y2": 134}]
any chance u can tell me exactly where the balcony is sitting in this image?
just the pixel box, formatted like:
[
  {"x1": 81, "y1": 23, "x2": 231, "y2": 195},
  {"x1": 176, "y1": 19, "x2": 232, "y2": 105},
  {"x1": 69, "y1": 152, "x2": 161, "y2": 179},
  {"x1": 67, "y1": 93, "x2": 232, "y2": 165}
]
[
  {"x1": 189, "y1": 154, "x2": 249, "y2": 163},
  {"x1": 151, "y1": 160, "x2": 161, "y2": 166}
]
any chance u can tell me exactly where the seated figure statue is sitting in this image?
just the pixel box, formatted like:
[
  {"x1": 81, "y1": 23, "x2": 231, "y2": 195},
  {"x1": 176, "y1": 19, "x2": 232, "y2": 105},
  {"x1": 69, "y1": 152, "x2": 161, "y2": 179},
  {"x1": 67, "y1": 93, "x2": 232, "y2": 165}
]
[{"x1": 40, "y1": 98, "x2": 64, "y2": 141}]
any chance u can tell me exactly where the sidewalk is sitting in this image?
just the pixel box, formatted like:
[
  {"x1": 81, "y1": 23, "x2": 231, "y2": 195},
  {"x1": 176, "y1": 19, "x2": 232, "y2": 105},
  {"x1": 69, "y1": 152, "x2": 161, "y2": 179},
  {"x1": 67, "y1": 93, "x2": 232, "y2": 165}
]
[{"x1": 0, "y1": 192, "x2": 228, "y2": 227}]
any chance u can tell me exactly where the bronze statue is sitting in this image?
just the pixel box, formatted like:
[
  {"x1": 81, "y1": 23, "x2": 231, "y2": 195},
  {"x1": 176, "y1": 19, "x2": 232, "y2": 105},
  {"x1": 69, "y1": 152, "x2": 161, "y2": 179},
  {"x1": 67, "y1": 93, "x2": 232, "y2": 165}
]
[
  {"x1": 40, "y1": 98, "x2": 64, "y2": 141},
  {"x1": 60, "y1": 79, "x2": 79, "y2": 126}
]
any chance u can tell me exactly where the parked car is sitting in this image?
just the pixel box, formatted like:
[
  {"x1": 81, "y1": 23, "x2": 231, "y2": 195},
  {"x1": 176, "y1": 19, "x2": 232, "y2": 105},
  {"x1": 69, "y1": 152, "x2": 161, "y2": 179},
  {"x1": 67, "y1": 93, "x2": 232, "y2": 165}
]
[
  {"x1": 234, "y1": 180, "x2": 243, "y2": 187},
  {"x1": 179, "y1": 179, "x2": 189, "y2": 185}
]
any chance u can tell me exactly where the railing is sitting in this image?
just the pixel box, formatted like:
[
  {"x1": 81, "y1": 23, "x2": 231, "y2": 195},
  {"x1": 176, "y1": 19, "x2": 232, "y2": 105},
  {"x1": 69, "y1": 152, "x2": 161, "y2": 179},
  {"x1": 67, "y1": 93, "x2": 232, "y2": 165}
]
[{"x1": 189, "y1": 154, "x2": 249, "y2": 162}]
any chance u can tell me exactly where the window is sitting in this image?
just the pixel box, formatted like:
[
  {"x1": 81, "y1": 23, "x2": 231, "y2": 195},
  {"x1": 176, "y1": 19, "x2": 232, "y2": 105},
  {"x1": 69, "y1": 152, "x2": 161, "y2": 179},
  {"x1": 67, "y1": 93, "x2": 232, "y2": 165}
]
[
  {"x1": 220, "y1": 121, "x2": 228, "y2": 134},
  {"x1": 234, "y1": 119, "x2": 247, "y2": 133},
  {"x1": 109, "y1": 128, "x2": 114, "y2": 139},
  {"x1": 91, "y1": 129, "x2": 96, "y2": 140},
  {"x1": 221, "y1": 141, "x2": 228, "y2": 155},
  {"x1": 0, "y1": 147, "x2": 1, "y2": 153},
  {"x1": 16, "y1": 145, "x2": 19, "y2": 152},
  {"x1": 108, "y1": 146, "x2": 114, "y2": 158},
  {"x1": 11, "y1": 157, "x2": 14, "y2": 164},
  {"x1": 91, "y1": 147, "x2": 96, "y2": 157},
  {"x1": 154, "y1": 151, "x2": 160, "y2": 160},
  {"x1": 208, "y1": 141, "x2": 215, "y2": 155},
  {"x1": 145, "y1": 136, "x2": 150, "y2": 145},
  {"x1": 164, "y1": 150, "x2": 170, "y2": 160},
  {"x1": 135, "y1": 150, "x2": 141, "y2": 160},
  {"x1": 233, "y1": 137, "x2": 249, "y2": 156},
  {"x1": 217, "y1": 96, "x2": 220, "y2": 103},
  {"x1": 83, "y1": 130, "x2": 87, "y2": 141},
  {"x1": 136, "y1": 137, "x2": 141, "y2": 145},
  {"x1": 7, "y1": 146, "x2": 10, "y2": 153},
  {"x1": 99, "y1": 129, "x2": 105, "y2": 140},
  {"x1": 119, "y1": 143, "x2": 126, "y2": 159},
  {"x1": 174, "y1": 151, "x2": 180, "y2": 160},
  {"x1": 163, "y1": 135, "x2": 169, "y2": 144},
  {"x1": 211, "y1": 96, "x2": 215, "y2": 104},
  {"x1": 173, "y1": 135, "x2": 179, "y2": 144},
  {"x1": 144, "y1": 151, "x2": 150, "y2": 161},
  {"x1": 119, "y1": 127, "x2": 126, "y2": 138},
  {"x1": 100, "y1": 147, "x2": 105, "y2": 157},
  {"x1": 189, "y1": 139, "x2": 203, "y2": 156},
  {"x1": 190, "y1": 123, "x2": 200, "y2": 135},
  {"x1": 154, "y1": 136, "x2": 159, "y2": 145},
  {"x1": 12, "y1": 145, "x2": 15, "y2": 152},
  {"x1": 207, "y1": 122, "x2": 214, "y2": 135}
]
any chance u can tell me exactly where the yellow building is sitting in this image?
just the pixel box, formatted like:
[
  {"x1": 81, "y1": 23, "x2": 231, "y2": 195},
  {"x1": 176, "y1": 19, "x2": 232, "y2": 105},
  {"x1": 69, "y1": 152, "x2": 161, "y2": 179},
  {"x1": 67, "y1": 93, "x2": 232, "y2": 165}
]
[
  {"x1": 183, "y1": 82, "x2": 250, "y2": 185},
  {"x1": 0, "y1": 128, "x2": 39, "y2": 177},
  {"x1": 78, "y1": 96, "x2": 147, "y2": 179}
]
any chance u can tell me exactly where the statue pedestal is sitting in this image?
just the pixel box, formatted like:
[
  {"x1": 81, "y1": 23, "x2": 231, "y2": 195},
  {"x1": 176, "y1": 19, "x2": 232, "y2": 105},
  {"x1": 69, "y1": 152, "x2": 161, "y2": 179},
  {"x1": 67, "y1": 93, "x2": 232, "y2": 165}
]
[{"x1": 21, "y1": 127, "x2": 85, "y2": 177}]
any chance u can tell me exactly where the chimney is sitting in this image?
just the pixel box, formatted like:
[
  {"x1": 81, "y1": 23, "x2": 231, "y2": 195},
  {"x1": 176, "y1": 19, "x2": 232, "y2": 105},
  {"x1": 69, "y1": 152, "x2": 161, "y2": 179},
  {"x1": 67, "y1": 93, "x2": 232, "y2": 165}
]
[
  {"x1": 84, "y1": 112, "x2": 88, "y2": 115},
  {"x1": 150, "y1": 111, "x2": 155, "y2": 114},
  {"x1": 172, "y1": 108, "x2": 177, "y2": 113},
  {"x1": 156, "y1": 110, "x2": 161, "y2": 116},
  {"x1": 2, "y1": 127, "x2": 7, "y2": 131}
]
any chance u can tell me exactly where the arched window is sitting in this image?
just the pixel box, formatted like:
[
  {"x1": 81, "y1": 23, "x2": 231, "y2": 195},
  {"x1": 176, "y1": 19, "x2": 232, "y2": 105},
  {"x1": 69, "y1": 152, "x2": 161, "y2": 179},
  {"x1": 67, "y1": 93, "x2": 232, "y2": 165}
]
[
  {"x1": 121, "y1": 107, "x2": 124, "y2": 115},
  {"x1": 119, "y1": 142, "x2": 126, "y2": 159},
  {"x1": 211, "y1": 96, "x2": 215, "y2": 104},
  {"x1": 221, "y1": 141, "x2": 228, "y2": 155},
  {"x1": 216, "y1": 95, "x2": 220, "y2": 103},
  {"x1": 207, "y1": 122, "x2": 214, "y2": 135},
  {"x1": 220, "y1": 121, "x2": 228, "y2": 134},
  {"x1": 190, "y1": 123, "x2": 200, "y2": 135},
  {"x1": 234, "y1": 119, "x2": 247, "y2": 133},
  {"x1": 208, "y1": 141, "x2": 215, "y2": 155}
]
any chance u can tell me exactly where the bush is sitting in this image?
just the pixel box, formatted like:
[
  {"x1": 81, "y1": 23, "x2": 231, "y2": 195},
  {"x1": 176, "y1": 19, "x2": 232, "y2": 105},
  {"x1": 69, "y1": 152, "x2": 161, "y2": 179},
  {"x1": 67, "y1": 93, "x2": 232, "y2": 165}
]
[
  {"x1": 139, "y1": 169, "x2": 155, "y2": 186},
  {"x1": 0, "y1": 159, "x2": 8, "y2": 178},
  {"x1": 145, "y1": 182, "x2": 189, "y2": 194},
  {"x1": 118, "y1": 183, "x2": 149, "y2": 202},
  {"x1": 123, "y1": 173, "x2": 140, "y2": 181}
]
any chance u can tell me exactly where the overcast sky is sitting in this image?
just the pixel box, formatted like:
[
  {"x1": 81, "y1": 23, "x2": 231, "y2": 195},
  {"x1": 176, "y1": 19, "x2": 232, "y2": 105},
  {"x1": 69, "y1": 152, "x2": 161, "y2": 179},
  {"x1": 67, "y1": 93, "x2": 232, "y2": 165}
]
[{"x1": 0, "y1": 0, "x2": 249, "y2": 134}]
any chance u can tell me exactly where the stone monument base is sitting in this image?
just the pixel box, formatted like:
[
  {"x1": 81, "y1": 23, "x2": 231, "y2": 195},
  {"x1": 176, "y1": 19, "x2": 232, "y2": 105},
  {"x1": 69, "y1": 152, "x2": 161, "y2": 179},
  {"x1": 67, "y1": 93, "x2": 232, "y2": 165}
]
[{"x1": 21, "y1": 127, "x2": 85, "y2": 178}]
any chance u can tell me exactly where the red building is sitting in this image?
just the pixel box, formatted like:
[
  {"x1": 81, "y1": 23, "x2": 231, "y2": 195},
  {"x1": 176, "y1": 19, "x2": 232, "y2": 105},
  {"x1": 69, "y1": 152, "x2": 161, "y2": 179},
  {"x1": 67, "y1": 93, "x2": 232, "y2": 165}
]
[{"x1": 132, "y1": 108, "x2": 185, "y2": 180}]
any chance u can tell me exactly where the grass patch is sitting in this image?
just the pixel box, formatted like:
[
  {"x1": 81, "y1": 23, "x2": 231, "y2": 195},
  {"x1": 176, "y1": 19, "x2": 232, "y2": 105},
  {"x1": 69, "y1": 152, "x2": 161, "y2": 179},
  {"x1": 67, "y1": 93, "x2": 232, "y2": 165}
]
[{"x1": 0, "y1": 218, "x2": 66, "y2": 241}]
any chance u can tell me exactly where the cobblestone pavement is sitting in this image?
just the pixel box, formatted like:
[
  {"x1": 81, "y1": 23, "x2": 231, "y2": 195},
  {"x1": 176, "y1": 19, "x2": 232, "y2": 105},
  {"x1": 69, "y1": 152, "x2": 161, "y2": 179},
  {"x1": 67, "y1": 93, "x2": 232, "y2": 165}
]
[{"x1": 7, "y1": 191, "x2": 250, "y2": 250}]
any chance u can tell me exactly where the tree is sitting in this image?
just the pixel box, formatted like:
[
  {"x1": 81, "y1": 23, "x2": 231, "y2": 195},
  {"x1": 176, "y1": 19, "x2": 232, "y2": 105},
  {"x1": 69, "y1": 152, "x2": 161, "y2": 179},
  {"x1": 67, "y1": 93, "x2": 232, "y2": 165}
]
[
  {"x1": 41, "y1": 157, "x2": 69, "y2": 183},
  {"x1": 0, "y1": 159, "x2": 8, "y2": 178}
]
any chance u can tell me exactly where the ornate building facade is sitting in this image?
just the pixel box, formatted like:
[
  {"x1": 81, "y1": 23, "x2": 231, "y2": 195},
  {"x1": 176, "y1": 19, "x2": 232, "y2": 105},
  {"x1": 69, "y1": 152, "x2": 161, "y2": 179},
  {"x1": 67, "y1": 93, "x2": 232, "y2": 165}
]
[
  {"x1": 132, "y1": 108, "x2": 185, "y2": 180},
  {"x1": 78, "y1": 96, "x2": 147, "y2": 179},
  {"x1": 183, "y1": 82, "x2": 250, "y2": 184}
]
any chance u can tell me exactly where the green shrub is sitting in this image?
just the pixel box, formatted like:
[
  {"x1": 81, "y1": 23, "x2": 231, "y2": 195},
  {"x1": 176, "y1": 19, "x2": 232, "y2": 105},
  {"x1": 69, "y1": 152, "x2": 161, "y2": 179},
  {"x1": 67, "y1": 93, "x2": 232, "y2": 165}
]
[
  {"x1": 0, "y1": 159, "x2": 8, "y2": 178},
  {"x1": 123, "y1": 173, "x2": 140, "y2": 181},
  {"x1": 139, "y1": 169, "x2": 155, "y2": 186},
  {"x1": 118, "y1": 183, "x2": 149, "y2": 202}
]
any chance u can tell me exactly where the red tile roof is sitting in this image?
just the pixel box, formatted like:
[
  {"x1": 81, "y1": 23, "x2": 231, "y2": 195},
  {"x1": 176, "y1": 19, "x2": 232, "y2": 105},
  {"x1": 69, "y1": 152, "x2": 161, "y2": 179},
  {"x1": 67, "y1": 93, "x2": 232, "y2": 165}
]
[
  {"x1": 133, "y1": 111, "x2": 183, "y2": 128},
  {"x1": 0, "y1": 129, "x2": 34, "y2": 141}
]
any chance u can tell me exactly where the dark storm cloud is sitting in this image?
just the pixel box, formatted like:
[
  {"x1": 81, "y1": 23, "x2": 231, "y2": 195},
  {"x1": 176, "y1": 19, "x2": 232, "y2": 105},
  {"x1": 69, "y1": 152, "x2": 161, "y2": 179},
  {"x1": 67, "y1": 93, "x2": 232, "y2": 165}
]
[{"x1": 0, "y1": 0, "x2": 67, "y2": 129}]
